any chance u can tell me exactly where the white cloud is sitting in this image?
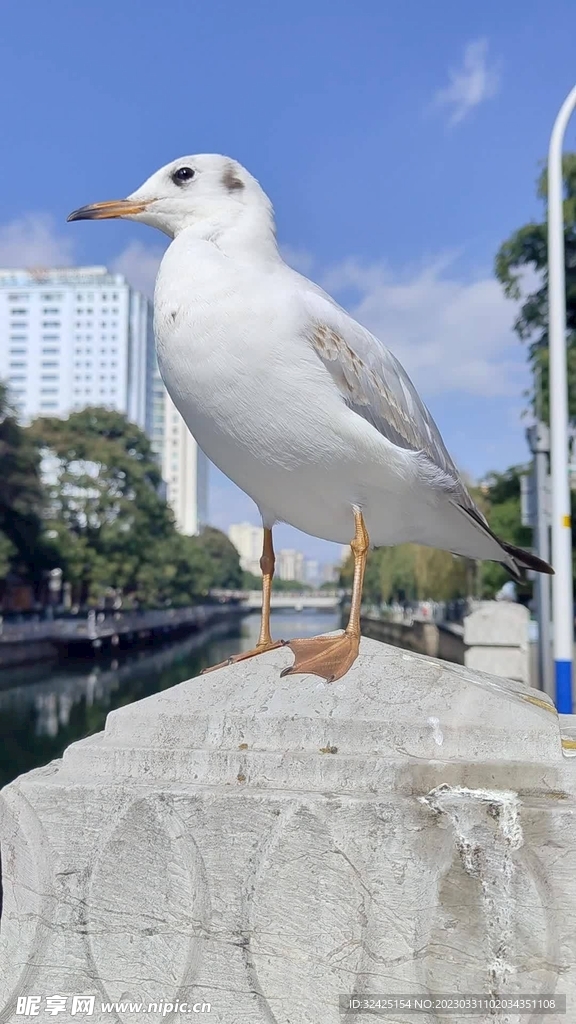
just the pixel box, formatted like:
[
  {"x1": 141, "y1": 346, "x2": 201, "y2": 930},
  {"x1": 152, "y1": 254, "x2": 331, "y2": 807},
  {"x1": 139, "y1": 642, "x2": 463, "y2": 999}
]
[
  {"x1": 280, "y1": 244, "x2": 315, "y2": 275},
  {"x1": 112, "y1": 239, "x2": 166, "y2": 299},
  {"x1": 0, "y1": 214, "x2": 74, "y2": 268},
  {"x1": 321, "y1": 254, "x2": 527, "y2": 399},
  {"x1": 432, "y1": 39, "x2": 500, "y2": 126}
]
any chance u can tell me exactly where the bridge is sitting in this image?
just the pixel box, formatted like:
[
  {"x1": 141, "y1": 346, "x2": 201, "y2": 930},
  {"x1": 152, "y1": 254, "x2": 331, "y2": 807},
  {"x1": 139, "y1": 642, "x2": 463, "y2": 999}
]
[{"x1": 211, "y1": 590, "x2": 342, "y2": 611}]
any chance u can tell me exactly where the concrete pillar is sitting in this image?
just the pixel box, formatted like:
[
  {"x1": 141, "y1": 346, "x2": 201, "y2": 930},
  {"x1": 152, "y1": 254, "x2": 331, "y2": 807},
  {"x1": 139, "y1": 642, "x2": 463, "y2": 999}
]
[
  {"x1": 0, "y1": 637, "x2": 575, "y2": 1023},
  {"x1": 464, "y1": 601, "x2": 530, "y2": 683}
]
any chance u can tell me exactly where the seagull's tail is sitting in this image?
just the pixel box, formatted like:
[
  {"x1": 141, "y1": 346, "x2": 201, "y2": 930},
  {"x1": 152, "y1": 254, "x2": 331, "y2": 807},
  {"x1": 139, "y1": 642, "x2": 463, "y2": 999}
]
[{"x1": 456, "y1": 503, "x2": 554, "y2": 580}]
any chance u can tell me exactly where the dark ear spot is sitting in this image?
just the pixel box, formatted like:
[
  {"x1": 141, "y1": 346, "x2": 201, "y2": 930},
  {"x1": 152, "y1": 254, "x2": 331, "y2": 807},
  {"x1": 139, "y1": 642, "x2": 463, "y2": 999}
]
[{"x1": 222, "y1": 164, "x2": 245, "y2": 192}]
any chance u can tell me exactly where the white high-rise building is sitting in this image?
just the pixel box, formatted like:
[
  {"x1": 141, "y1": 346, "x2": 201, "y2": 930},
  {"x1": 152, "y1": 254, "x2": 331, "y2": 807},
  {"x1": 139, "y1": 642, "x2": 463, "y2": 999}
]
[
  {"x1": 0, "y1": 267, "x2": 154, "y2": 430},
  {"x1": 228, "y1": 522, "x2": 264, "y2": 576},
  {"x1": 0, "y1": 265, "x2": 209, "y2": 537},
  {"x1": 159, "y1": 389, "x2": 209, "y2": 535},
  {"x1": 277, "y1": 548, "x2": 305, "y2": 582}
]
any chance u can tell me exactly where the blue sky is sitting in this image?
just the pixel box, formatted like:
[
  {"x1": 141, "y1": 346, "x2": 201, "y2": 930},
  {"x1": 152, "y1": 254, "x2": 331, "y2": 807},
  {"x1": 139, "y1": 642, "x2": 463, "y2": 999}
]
[{"x1": 1, "y1": 0, "x2": 575, "y2": 562}]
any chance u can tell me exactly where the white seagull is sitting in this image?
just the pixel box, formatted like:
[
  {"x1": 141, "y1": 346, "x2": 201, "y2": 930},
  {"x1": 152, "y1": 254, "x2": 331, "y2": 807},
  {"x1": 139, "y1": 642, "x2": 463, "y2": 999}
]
[{"x1": 68, "y1": 155, "x2": 553, "y2": 682}]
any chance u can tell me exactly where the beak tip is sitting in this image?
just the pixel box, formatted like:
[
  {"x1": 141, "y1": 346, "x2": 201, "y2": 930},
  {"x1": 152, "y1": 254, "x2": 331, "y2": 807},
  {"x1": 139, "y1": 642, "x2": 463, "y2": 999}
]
[
  {"x1": 66, "y1": 207, "x2": 92, "y2": 223},
  {"x1": 65, "y1": 199, "x2": 148, "y2": 223}
]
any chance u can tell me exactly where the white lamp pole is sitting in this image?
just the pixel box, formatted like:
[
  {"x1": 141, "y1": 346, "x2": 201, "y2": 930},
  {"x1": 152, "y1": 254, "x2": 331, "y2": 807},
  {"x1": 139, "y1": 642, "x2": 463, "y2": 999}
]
[{"x1": 548, "y1": 84, "x2": 576, "y2": 713}]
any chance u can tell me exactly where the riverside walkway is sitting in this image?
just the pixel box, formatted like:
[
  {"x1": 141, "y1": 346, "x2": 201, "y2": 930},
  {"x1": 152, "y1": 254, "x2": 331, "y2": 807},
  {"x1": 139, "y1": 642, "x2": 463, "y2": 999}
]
[{"x1": 0, "y1": 603, "x2": 247, "y2": 667}]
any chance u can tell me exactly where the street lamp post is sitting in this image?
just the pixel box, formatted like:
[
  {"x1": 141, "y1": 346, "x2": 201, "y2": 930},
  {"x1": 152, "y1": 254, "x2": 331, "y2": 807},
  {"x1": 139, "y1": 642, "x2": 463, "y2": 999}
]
[
  {"x1": 526, "y1": 423, "x2": 553, "y2": 696},
  {"x1": 548, "y1": 84, "x2": 576, "y2": 713}
]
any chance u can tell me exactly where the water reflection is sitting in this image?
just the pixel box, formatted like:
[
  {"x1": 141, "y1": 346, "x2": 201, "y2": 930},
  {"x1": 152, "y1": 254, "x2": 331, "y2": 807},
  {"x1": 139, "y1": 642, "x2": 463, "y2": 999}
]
[{"x1": 0, "y1": 610, "x2": 340, "y2": 788}]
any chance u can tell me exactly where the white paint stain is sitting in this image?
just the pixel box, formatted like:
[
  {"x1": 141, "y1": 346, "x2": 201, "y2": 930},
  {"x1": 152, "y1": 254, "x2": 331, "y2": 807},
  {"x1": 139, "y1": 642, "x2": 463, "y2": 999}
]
[{"x1": 427, "y1": 715, "x2": 444, "y2": 746}]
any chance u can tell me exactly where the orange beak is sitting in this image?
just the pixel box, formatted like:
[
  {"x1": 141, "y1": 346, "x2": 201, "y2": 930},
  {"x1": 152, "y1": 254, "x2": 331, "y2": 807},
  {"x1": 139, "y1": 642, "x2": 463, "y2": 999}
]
[{"x1": 67, "y1": 199, "x2": 150, "y2": 222}]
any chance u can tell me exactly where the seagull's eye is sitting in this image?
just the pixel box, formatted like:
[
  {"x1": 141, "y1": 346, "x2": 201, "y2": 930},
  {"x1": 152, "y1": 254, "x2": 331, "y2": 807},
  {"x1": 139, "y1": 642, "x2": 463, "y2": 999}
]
[{"x1": 172, "y1": 167, "x2": 195, "y2": 186}]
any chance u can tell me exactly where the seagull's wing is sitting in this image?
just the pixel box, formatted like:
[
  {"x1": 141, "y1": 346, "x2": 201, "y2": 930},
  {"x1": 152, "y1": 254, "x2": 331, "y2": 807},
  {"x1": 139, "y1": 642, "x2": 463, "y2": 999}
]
[
  {"x1": 301, "y1": 287, "x2": 468, "y2": 494},
  {"x1": 294, "y1": 283, "x2": 553, "y2": 578}
]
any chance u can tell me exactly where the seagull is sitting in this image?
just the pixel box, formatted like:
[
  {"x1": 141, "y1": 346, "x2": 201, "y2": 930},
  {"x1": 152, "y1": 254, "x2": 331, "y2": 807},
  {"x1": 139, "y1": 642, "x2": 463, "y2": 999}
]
[{"x1": 68, "y1": 155, "x2": 553, "y2": 682}]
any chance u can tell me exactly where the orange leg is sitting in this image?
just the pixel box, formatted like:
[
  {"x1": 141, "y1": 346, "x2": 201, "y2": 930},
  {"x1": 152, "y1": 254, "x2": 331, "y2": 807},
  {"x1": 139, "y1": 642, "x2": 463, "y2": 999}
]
[
  {"x1": 202, "y1": 527, "x2": 285, "y2": 674},
  {"x1": 281, "y1": 509, "x2": 369, "y2": 683}
]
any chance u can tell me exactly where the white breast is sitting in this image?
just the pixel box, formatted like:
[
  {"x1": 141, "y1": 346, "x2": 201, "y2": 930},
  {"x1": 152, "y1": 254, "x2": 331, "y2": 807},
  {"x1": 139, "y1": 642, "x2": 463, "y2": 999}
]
[{"x1": 155, "y1": 237, "x2": 348, "y2": 484}]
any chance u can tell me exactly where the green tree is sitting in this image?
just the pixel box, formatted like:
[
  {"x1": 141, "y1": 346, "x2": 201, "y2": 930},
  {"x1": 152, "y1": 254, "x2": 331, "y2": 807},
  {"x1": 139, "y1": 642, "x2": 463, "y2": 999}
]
[
  {"x1": 27, "y1": 407, "x2": 176, "y2": 603},
  {"x1": 495, "y1": 153, "x2": 576, "y2": 420},
  {"x1": 198, "y1": 526, "x2": 243, "y2": 589},
  {"x1": 0, "y1": 381, "x2": 46, "y2": 581},
  {"x1": 133, "y1": 533, "x2": 215, "y2": 606},
  {"x1": 0, "y1": 532, "x2": 17, "y2": 579},
  {"x1": 478, "y1": 467, "x2": 535, "y2": 597},
  {"x1": 340, "y1": 543, "x2": 469, "y2": 605}
]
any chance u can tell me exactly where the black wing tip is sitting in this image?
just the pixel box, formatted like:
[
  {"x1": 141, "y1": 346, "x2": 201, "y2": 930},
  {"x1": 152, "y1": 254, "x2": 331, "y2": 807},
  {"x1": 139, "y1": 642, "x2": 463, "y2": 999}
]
[
  {"x1": 457, "y1": 504, "x2": 554, "y2": 577},
  {"x1": 500, "y1": 539, "x2": 555, "y2": 577}
]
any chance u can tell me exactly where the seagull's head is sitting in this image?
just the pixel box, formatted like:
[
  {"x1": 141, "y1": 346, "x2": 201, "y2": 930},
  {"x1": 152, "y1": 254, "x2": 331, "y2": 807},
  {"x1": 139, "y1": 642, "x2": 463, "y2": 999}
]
[{"x1": 67, "y1": 154, "x2": 272, "y2": 241}]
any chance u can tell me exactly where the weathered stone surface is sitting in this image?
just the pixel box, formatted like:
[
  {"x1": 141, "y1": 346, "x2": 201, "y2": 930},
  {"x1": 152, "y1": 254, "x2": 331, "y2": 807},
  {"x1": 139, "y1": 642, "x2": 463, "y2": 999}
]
[{"x1": 0, "y1": 637, "x2": 574, "y2": 1023}]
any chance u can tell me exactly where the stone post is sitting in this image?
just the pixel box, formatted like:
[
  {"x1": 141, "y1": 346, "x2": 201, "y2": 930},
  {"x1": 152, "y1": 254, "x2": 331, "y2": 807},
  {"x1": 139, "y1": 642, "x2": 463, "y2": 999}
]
[
  {"x1": 464, "y1": 601, "x2": 530, "y2": 684},
  {"x1": 1, "y1": 637, "x2": 575, "y2": 1023}
]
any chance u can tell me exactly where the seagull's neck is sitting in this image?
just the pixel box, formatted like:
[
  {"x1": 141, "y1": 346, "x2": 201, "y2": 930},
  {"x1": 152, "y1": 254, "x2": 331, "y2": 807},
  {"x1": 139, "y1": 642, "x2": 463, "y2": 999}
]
[{"x1": 177, "y1": 204, "x2": 281, "y2": 264}]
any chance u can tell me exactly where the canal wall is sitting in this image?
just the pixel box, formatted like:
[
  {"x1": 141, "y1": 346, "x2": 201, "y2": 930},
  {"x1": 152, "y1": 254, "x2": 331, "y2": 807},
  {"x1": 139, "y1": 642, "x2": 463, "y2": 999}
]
[
  {"x1": 360, "y1": 603, "x2": 531, "y2": 684},
  {"x1": 0, "y1": 639, "x2": 60, "y2": 669},
  {"x1": 1, "y1": 637, "x2": 575, "y2": 1020},
  {"x1": 360, "y1": 614, "x2": 465, "y2": 664},
  {"x1": 0, "y1": 604, "x2": 247, "y2": 669}
]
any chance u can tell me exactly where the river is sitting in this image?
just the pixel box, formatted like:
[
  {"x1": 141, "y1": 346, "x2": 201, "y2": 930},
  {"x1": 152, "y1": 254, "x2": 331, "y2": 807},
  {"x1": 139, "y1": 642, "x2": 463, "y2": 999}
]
[{"x1": 0, "y1": 609, "x2": 340, "y2": 788}]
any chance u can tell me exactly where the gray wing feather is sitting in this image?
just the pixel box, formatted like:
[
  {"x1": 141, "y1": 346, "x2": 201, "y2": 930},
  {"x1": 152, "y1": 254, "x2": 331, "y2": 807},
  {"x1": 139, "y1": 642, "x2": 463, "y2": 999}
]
[
  {"x1": 314, "y1": 322, "x2": 457, "y2": 473},
  {"x1": 300, "y1": 289, "x2": 481, "y2": 516},
  {"x1": 295, "y1": 284, "x2": 523, "y2": 568}
]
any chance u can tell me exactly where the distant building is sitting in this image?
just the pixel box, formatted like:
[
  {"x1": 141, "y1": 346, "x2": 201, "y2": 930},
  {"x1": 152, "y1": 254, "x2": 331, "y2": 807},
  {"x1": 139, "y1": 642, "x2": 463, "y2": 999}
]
[
  {"x1": 156, "y1": 388, "x2": 208, "y2": 535},
  {"x1": 321, "y1": 562, "x2": 341, "y2": 585},
  {"x1": 304, "y1": 559, "x2": 319, "y2": 586},
  {"x1": 228, "y1": 522, "x2": 264, "y2": 576},
  {"x1": 0, "y1": 265, "x2": 208, "y2": 536},
  {"x1": 0, "y1": 266, "x2": 154, "y2": 431},
  {"x1": 277, "y1": 548, "x2": 305, "y2": 582}
]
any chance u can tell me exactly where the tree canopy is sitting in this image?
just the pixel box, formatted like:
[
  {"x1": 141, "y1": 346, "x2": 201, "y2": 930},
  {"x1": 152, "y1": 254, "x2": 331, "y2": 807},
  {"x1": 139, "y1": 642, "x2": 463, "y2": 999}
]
[
  {"x1": 495, "y1": 153, "x2": 576, "y2": 421},
  {"x1": 0, "y1": 403, "x2": 242, "y2": 608},
  {"x1": 340, "y1": 542, "x2": 472, "y2": 605},
  {"x1": 27, "y1": 407, "x2": 176, "y2": 604},
  {"x1": 199, "y1": 526, "x2": 244, "y2": 590},
  {"x1": 0, "y1": 382, "x2": 47, "y2": 582},
  {"x1": 477, "y1": 468, "x2": 534, "y2": 597}
]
